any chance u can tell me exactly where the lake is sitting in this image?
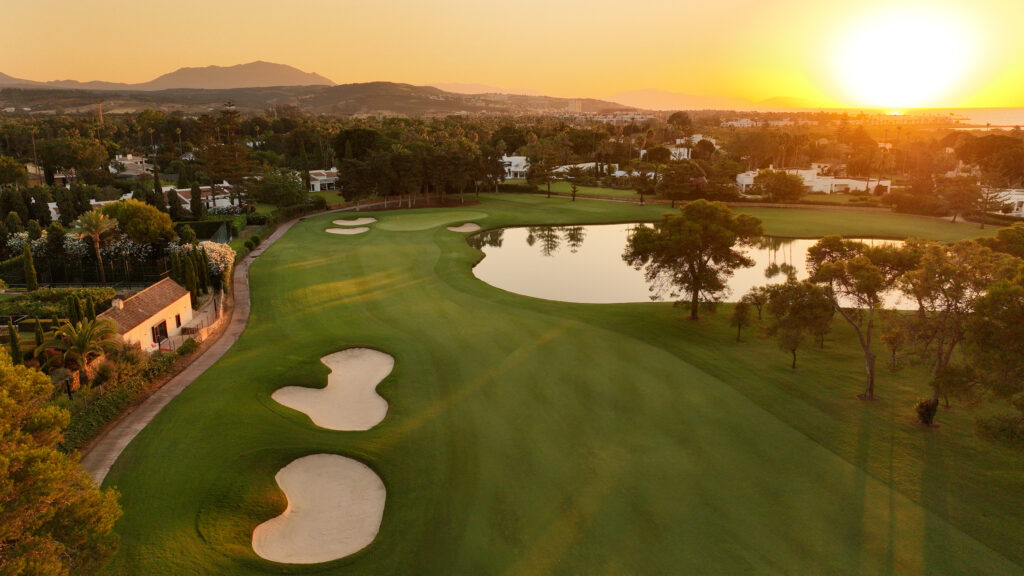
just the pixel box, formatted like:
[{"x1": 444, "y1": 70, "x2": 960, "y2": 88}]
[{"x1": 470, "y1": 224, "x2": 910, "y2": 307}]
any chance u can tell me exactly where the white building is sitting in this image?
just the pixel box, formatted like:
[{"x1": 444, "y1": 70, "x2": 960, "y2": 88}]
[
  {"x1": 737, "y1": 165, "x2": 891, "y2": 195},
  {"x1": 167, "y1": 182, "x2": 235, "y2": 210},
  {"x1": 308, "y1": 168, "x2": 339, "y2": 192},
  {"x1": 99, "y1": 278, "x2": 194, "y2": 353},
  {"x1": 995, "y1": 189, "x2": 1024, "y2": 216},
  {"x1": 722, "y1": 118, "x2": 757, "y2": 128},
  {"x1": 502, "y1": 156, "x2": 529, "y2": 179}
]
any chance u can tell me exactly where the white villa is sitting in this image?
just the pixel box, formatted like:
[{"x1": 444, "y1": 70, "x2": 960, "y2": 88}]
[
  {"x1": 308, "y1": 168, "x2": 339, "y2": 192},
  {"x1": 99, "y1": 278, "x2": 194, "y2": 353},
  {"x1": 502, "y1": 156, "x2": 529, "y2": 179},
  {"x1": 996, "y1": 189, "x2": 1024, "y2": 216},
  {"x1": 737, "y1": 164, "x2": 892, "y2": 195}
]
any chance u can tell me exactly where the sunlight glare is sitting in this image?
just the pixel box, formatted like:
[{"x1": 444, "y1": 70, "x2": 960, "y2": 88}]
[{"x1": 833, "y1": 7, "x2": 976, "y2": 108}]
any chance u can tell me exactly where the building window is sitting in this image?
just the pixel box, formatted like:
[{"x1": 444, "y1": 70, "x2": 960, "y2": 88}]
[
  {"x1": 175, "y1": 314, "x2": 181, "y2": 328},
  {"x1": 151, "y1": 321, "x2": 168, "y2": 345}
]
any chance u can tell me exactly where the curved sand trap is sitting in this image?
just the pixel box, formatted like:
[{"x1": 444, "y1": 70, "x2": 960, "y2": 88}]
[
  {"x1": 272, "y1": 348, "x2": 392, "y2": 431},
  {"x1": 325, "y1": 227, "x2": 369, "y2": 235},
  {"x1": 332, "y1": 217, "x2": 377, "y2": 226},
  {"x1": 447, "y1": 223, "x2": 481, "y2": 233},
  {"x1": 252, "y1": 454, "x2": 386, "y2": 564}
]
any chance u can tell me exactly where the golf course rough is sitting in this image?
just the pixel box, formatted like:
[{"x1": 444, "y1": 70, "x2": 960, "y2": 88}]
[
  {"x1": 251, "y1": 454, "x2": 386, "y2": 564},
  {"x1": 271, "y1": 348, "x2": 393, "y2": 431}
]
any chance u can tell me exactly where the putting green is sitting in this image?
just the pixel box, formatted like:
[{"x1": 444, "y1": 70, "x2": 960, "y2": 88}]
[
  {"x1": 100, "y1": 195, "x2": 1022, "y2": 575},
  {"x1": 374, "y1": 210, "x2": 489, "y2": 231}
]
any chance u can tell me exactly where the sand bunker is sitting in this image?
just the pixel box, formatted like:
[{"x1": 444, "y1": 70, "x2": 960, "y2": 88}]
[
  {"x1": 333, "y1": 217, "x2": 377, "y2": 226},
  {"x1": 447, "y1": 223, "x2": 482, "y2": 233},
  {"x1": 252, "y1": 454, "x2": 386, "y2": 564},
  {"x1": 272, "y1": 348, "x2": 392, "y2": 431},
  {"x1": 325, "y1": 227, "x2": 369, "y2": 235}
]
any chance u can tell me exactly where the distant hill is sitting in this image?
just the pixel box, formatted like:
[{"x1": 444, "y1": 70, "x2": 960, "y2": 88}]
[
  {"x1": 0, "y1": 61, "x2": 334, "y2": 91},
  {"x1": 0, "y1": 81, "x2": 633, "y2": 117},
  {"x1": 606, "y1": 89, "x2": 756, "y2": 111},
  {"x1": 430, "y1": 82, "x2": 543, "y2": 96}
]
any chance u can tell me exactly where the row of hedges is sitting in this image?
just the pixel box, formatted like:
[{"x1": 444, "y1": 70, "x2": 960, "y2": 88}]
[
  {"x1": 0, "y1": 287, "x2": 116, "y2": 318},
  {"x1": 497, "y1": 182, "x2": 540, "y2": 193}
]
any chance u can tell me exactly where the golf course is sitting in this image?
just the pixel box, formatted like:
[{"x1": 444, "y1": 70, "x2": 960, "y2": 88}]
[{"x1": 100, "y1": 194, "x2": 1024, "y2": 575}]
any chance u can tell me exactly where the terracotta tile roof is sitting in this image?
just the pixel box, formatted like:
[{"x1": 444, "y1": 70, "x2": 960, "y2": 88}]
[{"x1": 99, "y1": 278, "x2": 189, "y2": 334}]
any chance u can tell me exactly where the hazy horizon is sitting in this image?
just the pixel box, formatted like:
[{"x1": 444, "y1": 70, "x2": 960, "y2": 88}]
[{"x1": 3, "y1": 0, "x2": 1024, "y2": 110}]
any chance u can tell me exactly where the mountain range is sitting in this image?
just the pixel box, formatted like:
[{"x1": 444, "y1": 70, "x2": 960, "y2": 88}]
[{"x1": 0, "y1": 61, "x2": 334, "y2": 91}]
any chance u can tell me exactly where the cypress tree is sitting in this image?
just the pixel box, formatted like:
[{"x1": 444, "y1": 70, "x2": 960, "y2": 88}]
[
  {"x1": 33, "y1": 317, "x2": 43, "y2": 347},
  {"x1": 86, "y1": 296, "x2": 96, "y2": 321},
  {"x1": 66, "y1": 296, "x2": 81, "y2": 326},
  {"x1": 152, "y1": 172, "x2": 167, "y2": 212},
  {"x1": 167, "y1": 187, "x2": 186, "y2": 221},
  {"x1": 5, "y1": 211, "x2": 22, "y2": 233},
  {"x1": 23, "y1": 243, "x2": 38, "y2": 291},
  {"x1": 170, "y1": 252, "x2": 182, "y2": 284},
  {"x1": 7, "y1": 319, "x2": 21, "y2": 365},
  {"x1": 27, "y1": 219, "x2": 42, "y2": 240},
  {"x1": 50, "y1": 314, "x2": 60, "y2": 330},
  {"x1": 184, "y1": 257, "x2": 198, "y2": 307},
  {"x1": 190, "y1": 183, "x2": 205, "y2": 219}
]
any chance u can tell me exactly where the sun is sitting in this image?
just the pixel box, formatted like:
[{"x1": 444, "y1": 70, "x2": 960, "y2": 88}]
[{"x1": 832, "y1": 7, "x2": 976, "y2": 109}]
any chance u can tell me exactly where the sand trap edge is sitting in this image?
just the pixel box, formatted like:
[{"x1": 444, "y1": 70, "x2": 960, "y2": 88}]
[
  {"x1": 326, "y1": 227, "x2": 370, "y2": 235},
  {"x1": 447, "y1": 223, "x2": 482, "y2": 233}
]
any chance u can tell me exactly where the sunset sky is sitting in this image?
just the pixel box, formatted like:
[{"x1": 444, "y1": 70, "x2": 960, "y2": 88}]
[{"x1": 2, "y1": 0, "x2": 1023, "y2": 109}]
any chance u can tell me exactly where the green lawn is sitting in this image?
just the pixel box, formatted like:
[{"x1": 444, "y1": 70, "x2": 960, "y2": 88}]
[{"x1": 100, "y1": 194, "x2": 1020, "y2": 575}]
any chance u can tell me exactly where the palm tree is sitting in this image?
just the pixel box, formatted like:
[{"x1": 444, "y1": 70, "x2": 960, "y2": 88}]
[
  {"x1": 76, "y1": 211, "x2": 117, "y2": 284},
  {"x1": 38, "y1": 318, "x2": 121, "y2": 395}
]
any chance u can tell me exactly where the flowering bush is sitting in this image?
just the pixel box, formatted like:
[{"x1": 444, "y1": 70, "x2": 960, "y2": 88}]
[
  {"x1": 63, "y1": 236, "x2": 89, "y2": 260},
  {"x1": 6, "y1": 232, "x2": 47, "y2": 257},
  {"x1": 100, "y1": 237, "x2": 153, "y2": 263},
  {"x1": 175, "y1": 241, "x2": 235, "y2": 278},
  {"x1": 209, "y1": 206, "x2": 245, "y2": 215}
]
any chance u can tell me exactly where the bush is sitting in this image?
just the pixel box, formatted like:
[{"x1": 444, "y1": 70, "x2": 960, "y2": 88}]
[
  {"x1": 497, "y1": 182, "x2": 539, "y2": 193},
  {"x1": 916, "y1": 397, "x2": 939, "y2": 426},
  {"x1": 247, "y1": 213, "x2": 269, "y2": 226},
  {"x1": 177, "y1": 338, "x2": 199, "y2": 356},
  {"x1": 250, "y1": 234, "x2": 261, "y2": 246},
  {"x1": 142, "y1": 351, "x2": 176, "y2": 381},
  {"x1": 244, "y1": 239, "x2": 254, "y2": 251},
  {"x1": 976, "y1": 412, "x2": 1024, "y2": 447}
]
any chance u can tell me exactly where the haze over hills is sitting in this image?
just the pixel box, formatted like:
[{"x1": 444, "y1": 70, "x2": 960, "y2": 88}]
[
  {"x1": 0, "y1": 61, "x2": 335, "y2": 91},
  {"x1": 430, "y1": 83, "x2": 544, "y2": 96}
]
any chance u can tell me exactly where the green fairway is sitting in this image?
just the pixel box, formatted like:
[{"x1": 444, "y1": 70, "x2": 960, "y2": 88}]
[{"x1": 100, "y1": 194, "x2": 1021, "y2": 575}]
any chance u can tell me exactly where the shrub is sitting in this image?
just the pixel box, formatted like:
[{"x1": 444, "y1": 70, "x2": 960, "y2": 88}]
[
  {"x1": 976, "y1": 412, "x2": 1024, "y2": 447},
  {"x1": 497, "y1": 182, "x2": 539, "y2": 193},
  {"x1": 177, "y1": 338, "x2": 199, "y2": 356},
  {"x1": 247, "y1": 213, "x2": 269, "y2": 226},
  {"x1": 916, "y1": 398, "x2": 939, "y2": 426},
  {"x1": 244, "y1": 239, "x2": 254, "y2": 251},
  {"x1": 250, "y1": 234, "x2": 261, "y2": 246},
  {"x1": 142, "y1": 351, "x2": 176, "y2": 381}
]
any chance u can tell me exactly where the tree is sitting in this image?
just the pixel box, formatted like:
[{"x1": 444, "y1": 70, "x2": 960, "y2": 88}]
[
  {"x1": 966, "y1": 280, "x2": 1024, "y2": 398},
  {"x1": 899, "y1": 240, "x2": 1018, "y2": 407},
  {"x1": 33, "y1": 317, "x2": 44, "y2": 347},
  {"x1": 166, "y1": 187, "x2": 187, "y2": 221},
  {"x1": 248, "y1": 168, "x2": 307, "y2": 206},
  {"x1": 667, "y1": 111, "x2": 692, "y2": 131},
  {"x1": 100, "y1": 199, "x2": 175, "y2": 245},
  {"x1": 189, "y1": 183, "x2": 205, "y2": 219},
  {"x1": 76, "y1": 210, "x2": 117, "y2": 284},
  {"x1": 730, "y1": 301, "x2": 752, "y2": 342},
  {"x1": 937, "y1": 176, "x2": 981, "y2": 223},
  {"x1": 631, "y1": 170, "x2": 658, "y2": 205},
  {"x1": 38, "y1": 318, "x2": 121, "y2": 389},
  {"x1": 878, "y1": 309, "x2": 909, "y2": 370},
  {"x1": 22, "y1": 242, "x2": 38, "y2": 291},
  {"x1": 0, "y1": 154, "x2": 28, "y2": 189},
  {"x1": 623, "y1": 200, "x2": 763, "y2": 320},
  {"x1": 184, "y1": 256, "x2": 199, "y2": 307},
  {"x1": 658, "y1": 160, "x2": 706, "y2": 207},
  {"x1": 0, "y1": 351, "x2": 121, "y2": 574},
  {"x1": 741, "y1": 286, "x2": 769, "y2": 320},
  {"x1": 5, "y1": 211, "x2": 22, "y2": 233},
  {"x1": 565, "y1": 166, "x2": 586, "y2": 202},
  {"x1": 179, "y1": 225, "x2": 197, "y2": 245},
  {"x1": 750, "y1": 170, "x2": 805, "y2": 202},
  {"x1": 765, "y1": 281, "x2": 834, "y2": 369},
  {"x1": 7, "y1": 318, "x2": 21, "y2": 365},
  {"x1": 150, "y1": 172, "x2": 167, "y2": 212}
]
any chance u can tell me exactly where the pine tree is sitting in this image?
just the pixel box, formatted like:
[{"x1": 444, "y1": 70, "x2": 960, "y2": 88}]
[
  {"x1": 22, "y1": 243, "x2": 38, "y2": 291},
  {"x1": 8, "y1": 319, "x2": 21, "y2": 365},
  {"x1": 190, "y1": 183, "x2": 205, "y2": 219},
  {"x1": 33, "y1": 317, "x2": 43, "y2": 347}
]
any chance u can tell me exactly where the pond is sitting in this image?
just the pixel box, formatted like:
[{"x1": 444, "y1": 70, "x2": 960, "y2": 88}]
[{"x1": 470, "y1": 224, "x2": 910, "y2": 307}]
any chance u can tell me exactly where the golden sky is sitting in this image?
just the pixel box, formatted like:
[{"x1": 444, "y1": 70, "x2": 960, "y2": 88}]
[{"x1": 1, "y1": 0, "x2": 1022, "y2": 108}]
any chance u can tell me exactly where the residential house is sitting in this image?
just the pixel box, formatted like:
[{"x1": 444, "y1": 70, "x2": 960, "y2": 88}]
[
  {"x1": 737, "y1": 165, "x2": 891, "y2": 195},
  {"x1": 308, "y1": 168, "x2": 340, "y2": 192},
  {"x1": 99, "y1": 278, "x2": 193, "y2": 353},
  {"x1": 502, "y1": 156, "x2": 529, "y2": 179}
]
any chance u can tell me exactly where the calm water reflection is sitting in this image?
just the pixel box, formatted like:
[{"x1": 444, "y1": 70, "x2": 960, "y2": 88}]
[{"x1": 471, "y1": 223, "x2": 908, "y2": 307}]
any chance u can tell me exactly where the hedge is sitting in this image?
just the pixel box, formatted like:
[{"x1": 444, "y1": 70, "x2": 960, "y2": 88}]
[
  {"x1": 0, "y1": 287, "x2": 116, "y2": 318},
  {"x1": 497, "y1": 182, "x2": 539, "y2": 193}
]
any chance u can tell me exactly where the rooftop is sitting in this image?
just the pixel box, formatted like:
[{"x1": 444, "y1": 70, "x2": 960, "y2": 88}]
[{"x1": 99, "y1": 278, "x2": 189, "y2": 334}]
